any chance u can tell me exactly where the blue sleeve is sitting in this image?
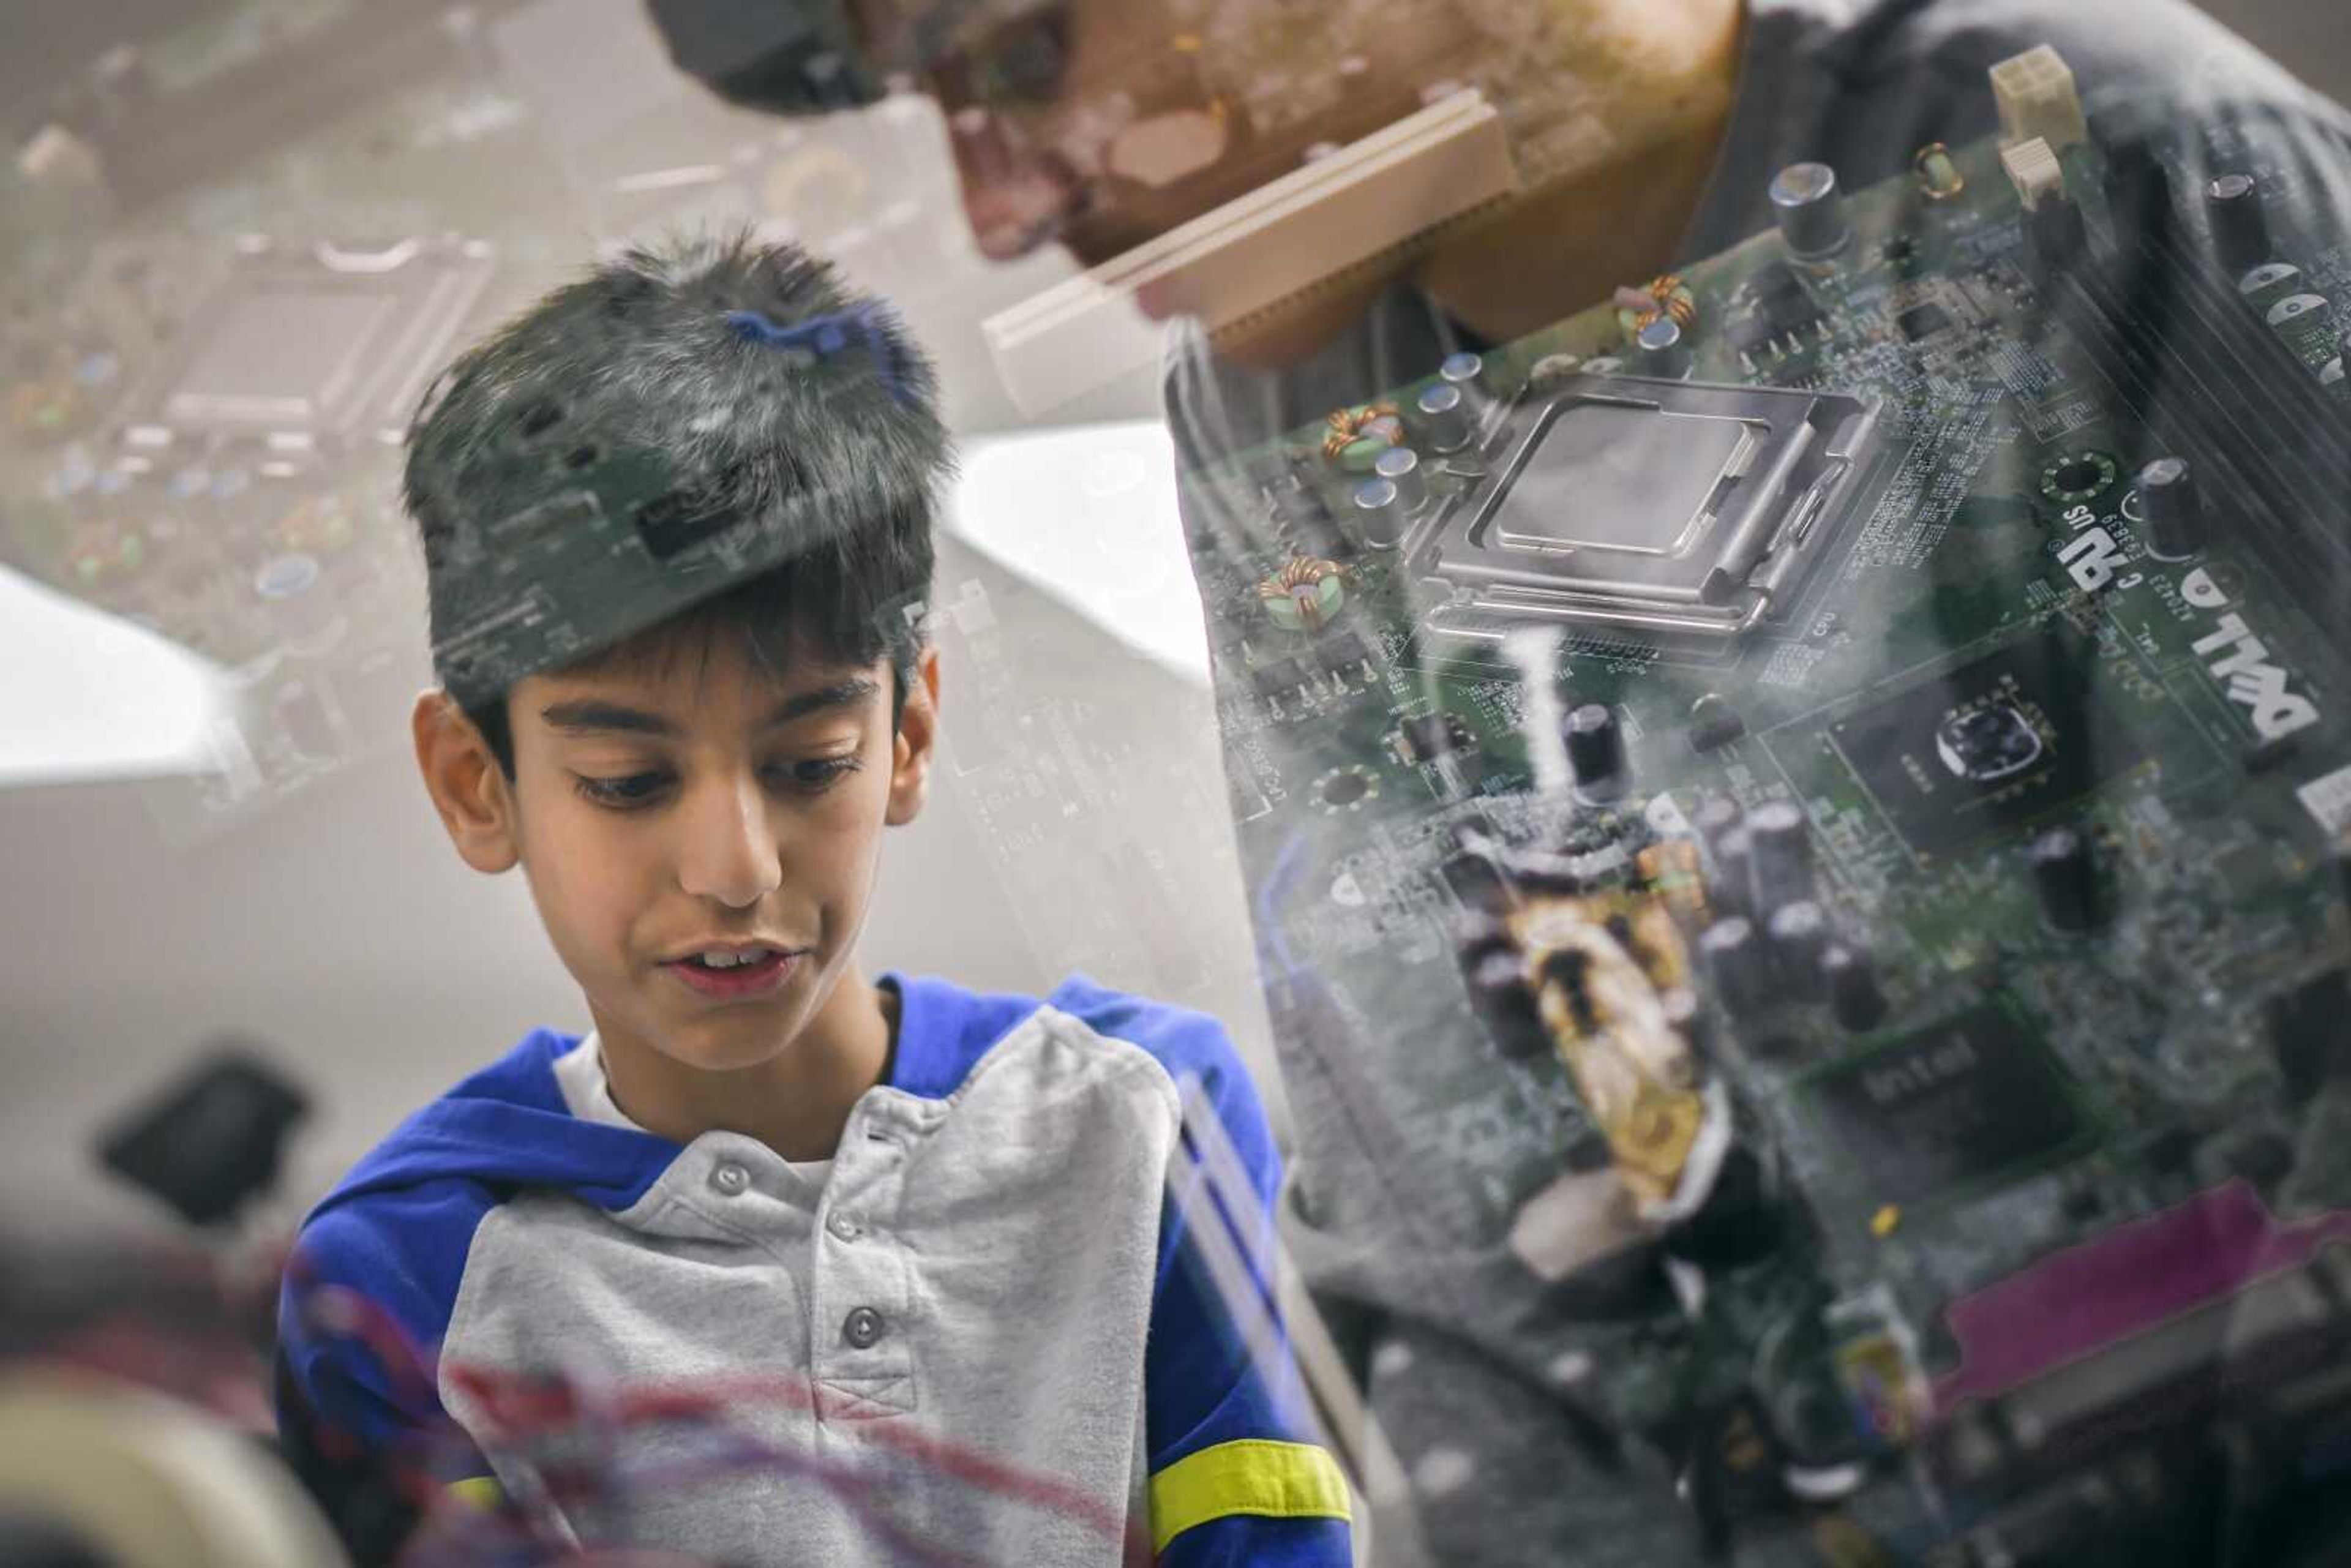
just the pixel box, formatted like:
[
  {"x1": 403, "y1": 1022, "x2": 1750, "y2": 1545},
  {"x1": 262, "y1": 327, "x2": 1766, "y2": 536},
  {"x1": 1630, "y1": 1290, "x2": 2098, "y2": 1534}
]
[
  {"x1": 274, "y1": 1190, "x2": 501, "y2": 1489},
  {"x1": 1059, "y1": 982, "x2": 1352, "y2": 1564}
]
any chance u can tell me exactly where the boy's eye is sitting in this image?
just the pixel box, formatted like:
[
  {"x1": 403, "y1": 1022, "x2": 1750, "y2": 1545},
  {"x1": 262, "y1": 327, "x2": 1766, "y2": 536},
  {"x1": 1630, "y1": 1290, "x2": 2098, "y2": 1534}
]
[
  {"x1": 572, "y1": 758, "x2": 861, "y2": 809},
  {"x1": 576, "y1": 771, "x2": 668, "y2": 806}
]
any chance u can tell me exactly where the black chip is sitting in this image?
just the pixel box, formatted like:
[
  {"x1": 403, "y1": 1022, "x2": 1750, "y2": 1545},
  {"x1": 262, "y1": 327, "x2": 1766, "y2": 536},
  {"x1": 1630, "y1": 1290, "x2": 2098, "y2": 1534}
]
[
  {"x1": 97, "y1": 1050, "x2": 309, "y2": 1227},
  {"x1": 1831, "y1": 625, "x2": 2147, "y2": 856},
  {"x1": 1751, "y1": 261, "x2": 1822, "y2": 331},
  {"x1": 1936, "y1": 704, "x2": 2042, "y2": 782},
  {"x1": 1317, "y1": 628, "x2": 1373, "y2": 673},
  {"x1": 1728, "y1": 314, "x2": 1778, "y2": 355},
  {"x1": 1398, "y1": 712, "x2": 1474, "y2": 763},
  {"x1": 1897, "y1": 302, "x2": 1955, "y2": 341},
  {"x1": 2267, "y1": 969, "x2": 2351, "y2": 1099},
  {"x1": 1251, "y1": 658, "x2": 1308, "y2": 699},
  {"x1": 1809, "y1": 1003, "x2": 2090, "y2": 1204},
  {"x1": 1752, "y1": 260, "x2": 1808, "y2": 306}
]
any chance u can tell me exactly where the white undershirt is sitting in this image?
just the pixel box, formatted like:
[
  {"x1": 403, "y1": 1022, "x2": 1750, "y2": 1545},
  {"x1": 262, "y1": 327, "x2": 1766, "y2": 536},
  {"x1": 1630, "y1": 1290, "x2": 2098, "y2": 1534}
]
[{"x1": 553, "y1": 1030, "x2": 834, "y2": 1187}]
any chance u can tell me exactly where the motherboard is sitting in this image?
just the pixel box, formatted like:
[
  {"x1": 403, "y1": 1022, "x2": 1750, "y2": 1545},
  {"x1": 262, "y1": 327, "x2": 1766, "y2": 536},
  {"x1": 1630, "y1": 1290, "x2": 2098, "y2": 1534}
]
[{"x1": 1181, "y1": 48, "x2": 2351, "y2": 1565}]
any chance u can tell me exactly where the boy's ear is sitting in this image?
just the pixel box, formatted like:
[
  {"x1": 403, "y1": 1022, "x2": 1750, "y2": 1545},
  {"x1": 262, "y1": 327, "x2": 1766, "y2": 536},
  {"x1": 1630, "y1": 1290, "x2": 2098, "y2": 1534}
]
[
  {"x1": 411, "y1": 688, "x2": 521, "y2": 874},
  {"x1": 885, "y1": 645, "x2": 942, "y2": 828}
]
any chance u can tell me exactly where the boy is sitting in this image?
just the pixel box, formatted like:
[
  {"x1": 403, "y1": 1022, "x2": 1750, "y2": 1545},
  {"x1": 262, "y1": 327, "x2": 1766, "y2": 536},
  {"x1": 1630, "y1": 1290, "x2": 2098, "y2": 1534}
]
[{"x1": 271, "y1": 233, "x2": 1354, "y2": 1567}]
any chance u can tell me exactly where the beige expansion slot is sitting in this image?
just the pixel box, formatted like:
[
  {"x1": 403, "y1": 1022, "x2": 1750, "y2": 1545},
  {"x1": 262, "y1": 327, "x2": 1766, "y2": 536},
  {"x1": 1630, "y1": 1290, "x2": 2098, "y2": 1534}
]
[{"x1": 983, "y1": 89, "x2": 1520, "y2": 415}]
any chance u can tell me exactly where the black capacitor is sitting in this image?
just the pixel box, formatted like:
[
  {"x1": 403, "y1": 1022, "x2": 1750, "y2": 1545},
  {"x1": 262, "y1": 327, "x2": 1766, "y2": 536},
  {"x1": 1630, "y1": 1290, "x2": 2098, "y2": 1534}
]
[
  {"x1": 2030, "y1": 824, "x2": 2104, "y2": 931},
  {"x1": 1710, "y1": 828, "x2": 1757, "y2": 920},
  {"x1": 1564, "y1": 703, "x2": 1630, "y2": 801},
  {"x1": 1688, "y1": 692, "x2": 1747, "y2": 752},
  {"x1": 1766, "y1": 901, "x2": 1831, "y2": 1001},
  {"x1": 2207, "y1": 172, "x2": 2272, "y2": 276},
  {"x1": 1466, "y1": 947, "x2": 1548, "y2": 1060},
  {"x1": 1413, "y1": 381, "x2": 1471, "y2": 452},
  {"x1": 2137, "y1": 456, "x2": 2203, "y2": 560},
  {"x1": 1635, "y1": 315, "x2": 1692, "y2": 379},
  {"x1": 1700, "y1": 917, "x2": 1770, "y2": 1016},
  {"x1": 1745, "y1": 800, "x2": 1815, "y2": 909},
  {"x1": 1821, "y1": 943, "x2": 1887, "y2": 1032}
]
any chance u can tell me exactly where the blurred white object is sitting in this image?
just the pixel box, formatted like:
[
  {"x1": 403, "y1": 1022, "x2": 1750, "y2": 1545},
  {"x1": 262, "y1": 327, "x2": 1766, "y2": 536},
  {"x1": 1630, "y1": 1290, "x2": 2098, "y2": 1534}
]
[
  {"x1": 946, "y1": 421, "x2": 1207, "y2": 683},
  {"x1": 0, "y1": 566, "x2": 220, "y2": 788},
  {"x1": 0, "y1": 1371, "x2": 351, "y2": 1568}
]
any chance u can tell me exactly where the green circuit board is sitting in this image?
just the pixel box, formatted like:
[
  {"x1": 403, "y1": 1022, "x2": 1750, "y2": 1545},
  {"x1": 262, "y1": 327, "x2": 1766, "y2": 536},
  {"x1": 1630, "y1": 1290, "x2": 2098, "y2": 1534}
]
[{"x1": 1180, "y1": 103, "x2": 2351, "y2": 1548}]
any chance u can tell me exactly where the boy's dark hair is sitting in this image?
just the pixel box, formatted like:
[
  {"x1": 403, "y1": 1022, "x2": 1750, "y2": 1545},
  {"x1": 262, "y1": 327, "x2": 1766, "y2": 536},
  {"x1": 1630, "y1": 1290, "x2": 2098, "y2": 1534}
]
[{"x1": 403, "y1": 230, "x2": 951, "y2": 780}]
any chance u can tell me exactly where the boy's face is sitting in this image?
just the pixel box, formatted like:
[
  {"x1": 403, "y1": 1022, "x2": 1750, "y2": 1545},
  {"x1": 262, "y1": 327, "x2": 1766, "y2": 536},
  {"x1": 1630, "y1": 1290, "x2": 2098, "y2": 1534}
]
[{"x1": 413, "y1": 632, "x2": 939, "y2": 1078}]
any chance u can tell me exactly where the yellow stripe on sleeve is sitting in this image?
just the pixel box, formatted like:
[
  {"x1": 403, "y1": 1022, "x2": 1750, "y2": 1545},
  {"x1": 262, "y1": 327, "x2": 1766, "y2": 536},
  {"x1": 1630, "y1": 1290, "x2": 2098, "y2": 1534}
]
[
  {"x1": 445, "y1": 1475, "x2": 503, "y2": 1512},
  {"x1": 1148, "y1": 1438, "x2": 1352, "y2": 1553}
]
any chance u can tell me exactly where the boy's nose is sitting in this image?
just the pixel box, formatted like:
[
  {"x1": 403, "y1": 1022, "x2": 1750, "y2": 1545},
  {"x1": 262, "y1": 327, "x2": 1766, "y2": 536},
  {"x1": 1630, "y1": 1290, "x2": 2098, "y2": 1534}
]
[{"x1": 672, "y1": 774, "x2": 786, "y2": 907}]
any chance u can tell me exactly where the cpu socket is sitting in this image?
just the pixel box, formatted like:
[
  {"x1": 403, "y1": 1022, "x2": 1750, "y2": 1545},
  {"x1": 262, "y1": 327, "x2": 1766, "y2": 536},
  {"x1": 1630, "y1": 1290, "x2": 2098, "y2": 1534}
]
[
  {"x1": 1416, "y1": 374, "x2": 1878, "y2": 648},
  {"x1": 121, "y1": 235, "x2": 497, "y2": 455}
]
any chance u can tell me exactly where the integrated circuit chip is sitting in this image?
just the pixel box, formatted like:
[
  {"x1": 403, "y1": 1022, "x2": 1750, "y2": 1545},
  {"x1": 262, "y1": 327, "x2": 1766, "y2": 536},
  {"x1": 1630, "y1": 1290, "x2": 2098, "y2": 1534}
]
[
  {"x1": 1830, "y1": 624, "x2": 2147, "y2": 856},
  {"x1": 1397, "y1": 712, "x2": 1475, "y2": 763},
  {"x1": 1251, "y1": 657, "x2": 1310, "y2": 699},
  {"x1": 1808, "y1": 1003, "x2": 2091, "y2": 1204},
  {"x1": 1419, "y1": 373, "x2": 1879, "y2": 650},
  {"x1": 1897, "y1": 301, "x2": 1956, "y2": 341}
]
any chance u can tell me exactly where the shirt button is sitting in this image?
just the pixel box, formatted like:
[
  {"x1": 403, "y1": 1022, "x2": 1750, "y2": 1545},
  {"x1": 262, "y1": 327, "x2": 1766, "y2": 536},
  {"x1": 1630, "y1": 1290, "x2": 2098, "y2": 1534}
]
[
  {"x1": 710, "y1": 1161, "x2": 750, "y2": 1196},
  {"x1": 842, "y1": 1306, "x2": 886, "y2": 1349},
  {"x1": 827, "y1": 1212, "x2": 862, "y2": 1242}
]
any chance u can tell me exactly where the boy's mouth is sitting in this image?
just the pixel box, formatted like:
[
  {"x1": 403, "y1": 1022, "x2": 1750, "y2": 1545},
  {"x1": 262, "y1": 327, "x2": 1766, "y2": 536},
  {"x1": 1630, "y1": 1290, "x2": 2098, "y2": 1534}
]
[{"x1": 661, "y1": 946, "x2": 803, "y2": 1000}]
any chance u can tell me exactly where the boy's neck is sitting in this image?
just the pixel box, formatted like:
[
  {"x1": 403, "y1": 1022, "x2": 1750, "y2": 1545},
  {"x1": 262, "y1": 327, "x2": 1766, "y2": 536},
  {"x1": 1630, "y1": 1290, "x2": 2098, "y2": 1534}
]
[{"x1": 593, "y1": 962, "x2": 898, "y2": 1163}]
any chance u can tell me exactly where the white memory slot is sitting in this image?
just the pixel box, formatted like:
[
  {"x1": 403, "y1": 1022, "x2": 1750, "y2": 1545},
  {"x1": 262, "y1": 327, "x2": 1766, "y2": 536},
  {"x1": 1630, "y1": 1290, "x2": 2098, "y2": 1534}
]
[{"x1": 984, "y1": 90, "x2": 1518, "y2": 415}]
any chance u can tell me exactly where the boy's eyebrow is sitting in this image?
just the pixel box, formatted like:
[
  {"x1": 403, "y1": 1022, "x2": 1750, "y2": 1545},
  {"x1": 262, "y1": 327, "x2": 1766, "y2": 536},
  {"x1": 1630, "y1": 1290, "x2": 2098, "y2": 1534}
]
[{"x1": 539, "y1": 678, "x2": 879, "y2": 738}]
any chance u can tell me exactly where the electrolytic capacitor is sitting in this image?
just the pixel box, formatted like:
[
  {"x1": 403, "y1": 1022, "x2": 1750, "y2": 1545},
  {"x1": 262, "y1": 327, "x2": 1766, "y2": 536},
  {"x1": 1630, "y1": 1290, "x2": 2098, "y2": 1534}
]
[
  {"x1": 1766, "y1": 901, "x2": 1831, "y2": 1002},
  {"x1": 1746, "y1": 800, "x2": 1815, "y2": 910},
  {"x1": 1635, "y1": 315, "x2": 1693, "y2": 378},
  {"x1": 2137, "y1": 456, "x2": 2203, "y2": 560},
  {"x1": 1700, "y1": 917, "x2": 1770, "y2": 1017},
  {"x1": 2030, "y1": 824, "x2": 2105, "y2": 931},
  {"x1": 2207, "y1": 172, "x2": 2272, "y2": 276},
  {"x1": 1563, "y1": 703, "x2": 1630, "y2": 802},
  {"x1": 1440, "y1": 350, "x2": 1495, "y2": 429},
  {"x1": 1413, "y1": 381, "x2": 1471, "y2": 453},
  {"x1": 1351, "y1": 475, "x2": 1406, "y2": 549},
  {"x1": 1439, "y1": 350, "x2": 1485, "y2": 389},
  {"x1": 1822, "y1": 943, "x2": 1888, "y2": 1032},
  {"x1": 1769, "y1": 162, "x2": 1851, "y2": 260},
  {"x1": 1374, "y1": 444, "x2": 1428, "y2": 512},
  {"x1": 1710, "y1": 828, "x2": 1756, "y2": 920},
  {"x1": 1466, "y1": 947, "x2": 1547, "y2": 1060}
]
